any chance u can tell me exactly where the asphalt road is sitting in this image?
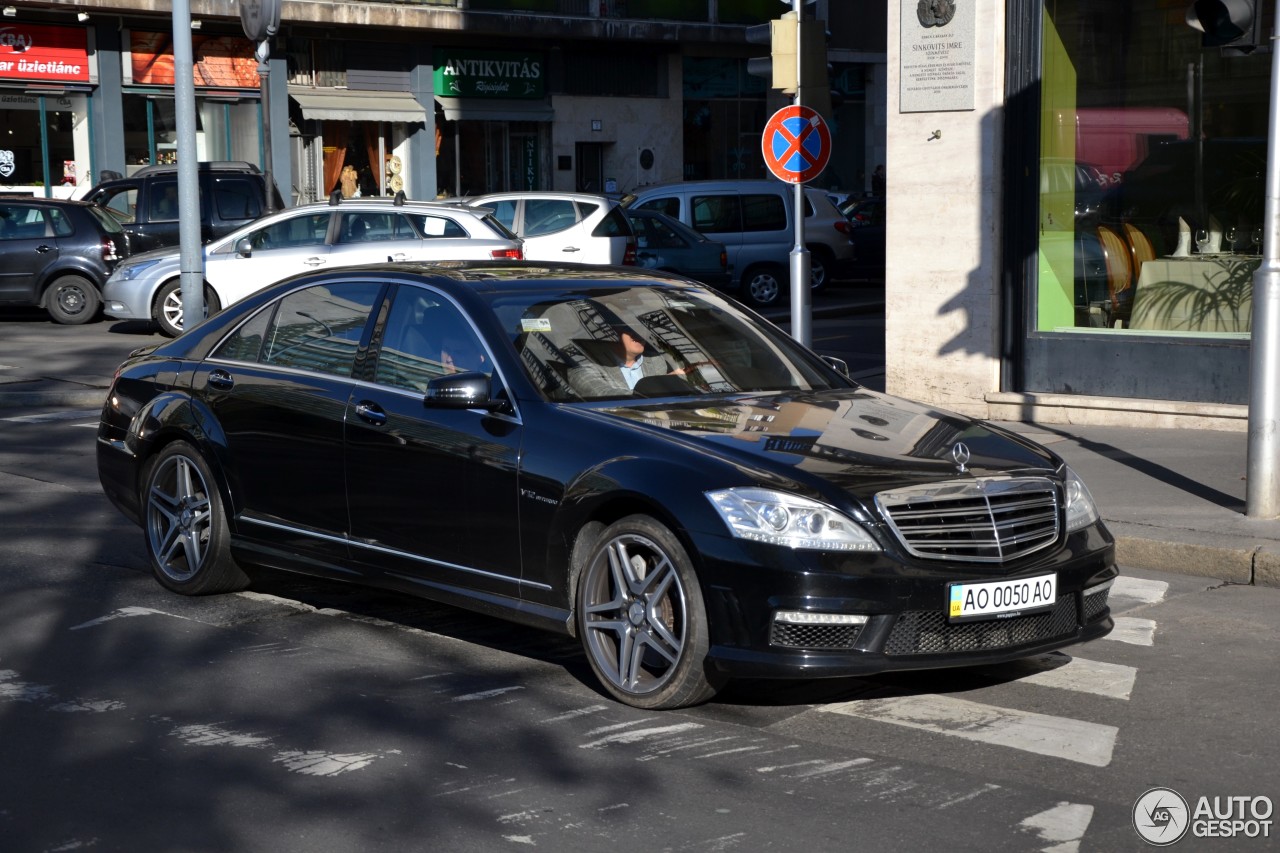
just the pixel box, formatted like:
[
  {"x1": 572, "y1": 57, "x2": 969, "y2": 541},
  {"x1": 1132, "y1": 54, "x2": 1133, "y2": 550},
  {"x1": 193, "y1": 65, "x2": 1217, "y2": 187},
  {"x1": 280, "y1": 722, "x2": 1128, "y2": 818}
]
[{"x1": 2, "y1": 305, "x2": 1277, "y2": 852}]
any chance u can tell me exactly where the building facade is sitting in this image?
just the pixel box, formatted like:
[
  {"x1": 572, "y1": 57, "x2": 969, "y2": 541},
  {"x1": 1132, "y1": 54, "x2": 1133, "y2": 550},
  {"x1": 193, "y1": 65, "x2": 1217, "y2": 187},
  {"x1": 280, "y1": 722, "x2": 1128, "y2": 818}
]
[
  {"x1": 0, "y1": 0, "x2": 886, "y2": 208},
  {"x1": 885, "y1": 0, "x2": 1270, "y2": 431}
]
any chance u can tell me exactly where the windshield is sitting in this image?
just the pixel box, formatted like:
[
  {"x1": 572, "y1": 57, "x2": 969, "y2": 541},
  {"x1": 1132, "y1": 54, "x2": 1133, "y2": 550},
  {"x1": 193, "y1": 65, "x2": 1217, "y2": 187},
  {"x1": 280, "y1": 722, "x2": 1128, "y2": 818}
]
[{"x1": 491, "y1": 284, "x2": 849, "y2": 402}]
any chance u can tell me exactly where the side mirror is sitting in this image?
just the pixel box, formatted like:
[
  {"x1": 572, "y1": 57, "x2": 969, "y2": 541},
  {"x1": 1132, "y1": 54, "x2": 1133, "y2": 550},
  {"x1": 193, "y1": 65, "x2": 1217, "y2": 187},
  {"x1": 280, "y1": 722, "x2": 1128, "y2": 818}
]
[
  {"x1": 822, "y1": 355, "x2": 850, "y2": 377},
  {"x1": 424, "y1": 371, "x2": 503, "y2": 411},
  {"x1": 236, "y1": 237, "x2": 253, "y2": 257}
]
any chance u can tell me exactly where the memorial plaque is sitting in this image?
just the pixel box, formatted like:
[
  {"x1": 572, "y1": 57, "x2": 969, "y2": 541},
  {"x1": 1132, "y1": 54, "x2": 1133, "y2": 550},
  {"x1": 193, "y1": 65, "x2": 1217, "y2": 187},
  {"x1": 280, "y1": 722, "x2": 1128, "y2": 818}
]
[{"x1": 900, "y1": 0, "x2": 976, "y2": 113}]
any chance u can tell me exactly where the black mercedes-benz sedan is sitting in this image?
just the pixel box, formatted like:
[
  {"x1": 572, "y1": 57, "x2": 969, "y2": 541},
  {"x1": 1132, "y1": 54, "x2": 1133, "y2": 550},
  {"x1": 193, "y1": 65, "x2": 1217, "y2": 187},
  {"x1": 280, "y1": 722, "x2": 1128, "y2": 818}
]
[{"x1": 97, "y1": 262, "x2": 1116, "y2": 709}]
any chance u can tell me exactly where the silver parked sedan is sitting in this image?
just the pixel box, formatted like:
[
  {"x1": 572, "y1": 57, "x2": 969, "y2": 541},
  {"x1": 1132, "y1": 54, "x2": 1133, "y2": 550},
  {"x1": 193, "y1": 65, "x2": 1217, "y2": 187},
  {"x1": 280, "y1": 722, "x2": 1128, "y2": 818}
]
[{"x1": 103, "y1": 195, "x2": 522, "y2": 336}]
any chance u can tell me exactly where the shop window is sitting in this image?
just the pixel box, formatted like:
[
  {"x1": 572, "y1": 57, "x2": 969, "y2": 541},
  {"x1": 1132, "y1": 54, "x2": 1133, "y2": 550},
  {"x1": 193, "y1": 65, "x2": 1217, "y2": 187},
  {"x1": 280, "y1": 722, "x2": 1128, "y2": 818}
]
[{"x1": 1036, "y1": 1, "x2": 1270, "y2": 337}]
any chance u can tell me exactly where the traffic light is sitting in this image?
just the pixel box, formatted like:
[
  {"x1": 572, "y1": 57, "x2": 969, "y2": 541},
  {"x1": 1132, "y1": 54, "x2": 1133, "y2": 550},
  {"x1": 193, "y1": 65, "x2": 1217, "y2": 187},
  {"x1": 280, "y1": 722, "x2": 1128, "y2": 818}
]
[
  {"x1": 746, "y1": 12, "x2": 798, "y2": 93},
  {"x1": 1186, "y1": 0, "x2": 1262, "y2": 53}
]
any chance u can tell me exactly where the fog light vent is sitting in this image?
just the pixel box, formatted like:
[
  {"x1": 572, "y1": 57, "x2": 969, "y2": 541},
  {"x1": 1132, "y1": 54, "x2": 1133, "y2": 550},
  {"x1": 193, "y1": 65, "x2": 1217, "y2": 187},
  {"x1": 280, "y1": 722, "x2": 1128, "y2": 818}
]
[{"x1": 770, "y1": 611, "x2": 867, "y2": 650}]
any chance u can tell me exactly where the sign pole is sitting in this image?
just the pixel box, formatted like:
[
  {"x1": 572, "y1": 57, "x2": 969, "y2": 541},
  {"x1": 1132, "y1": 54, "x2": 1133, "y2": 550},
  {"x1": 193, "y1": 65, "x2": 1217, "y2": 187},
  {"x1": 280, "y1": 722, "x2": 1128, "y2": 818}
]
[
  {"x1": 789, "y1": 0, "x2": 811, "y2": 347},
  {"x1": 1246, "y1": 0, "x2": 1280, "y2": 517}
]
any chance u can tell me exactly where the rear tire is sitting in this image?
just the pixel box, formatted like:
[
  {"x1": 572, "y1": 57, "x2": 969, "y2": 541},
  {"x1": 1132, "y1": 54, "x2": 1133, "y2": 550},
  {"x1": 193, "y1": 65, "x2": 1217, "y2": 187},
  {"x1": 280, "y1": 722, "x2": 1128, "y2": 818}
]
[
  {"x1": 154, "y1": 280, "x2": 222, "y2": 337},
  {"x1": 809, "y1": 246, "x2": 835, "y2": 293},
  {"x1": 45, "y1": 275, "x2": 100, "y2": 325},
  {"x1": 142, "y1": 441, "x2": 248, "y2": 595}
]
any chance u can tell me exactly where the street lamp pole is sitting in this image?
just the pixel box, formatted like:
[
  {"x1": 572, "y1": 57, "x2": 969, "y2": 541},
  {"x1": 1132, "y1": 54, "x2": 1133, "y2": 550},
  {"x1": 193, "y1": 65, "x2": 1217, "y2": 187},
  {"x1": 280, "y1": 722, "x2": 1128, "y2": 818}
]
[{"x1": 1247, "y1": 0, "x2": 1280, "y2": 518}]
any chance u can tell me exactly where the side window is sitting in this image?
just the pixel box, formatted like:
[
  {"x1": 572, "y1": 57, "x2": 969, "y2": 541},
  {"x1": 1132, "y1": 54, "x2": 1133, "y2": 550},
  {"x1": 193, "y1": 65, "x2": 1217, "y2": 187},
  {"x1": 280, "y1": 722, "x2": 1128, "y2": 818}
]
[
  {"x1": 741, "y1": 194, "x2": 787, "y2": 232},
  {"x1": 0, "y1": 204, "x2": 48, "y2": 239},
  {"x1": 248, "y1": 213, "x2": 331, "y2": 250},
  {"x1": 524, "y1": 199, "x2": 578, "y2": 236},
  {"x1": 338, "y1": 212, "x2": 414, "y2": 243},
  {"x1": 48, "y1": 208, "x2": 74, "y2": 237},
  {"x1": 375, "y1": 288, "x2": 489, "y2": 392},
  {"x1": 636, "y1": 197, "x2": 680, "y2": 218},
  {"x1": 261, "y1": 282, "x2": 382, "y2": 377},
  {"x1": 92, "y1": 186, "x2": 140, "y2": 223},
  {"x1": 647, "y1": 216, "x2": 686, "y2": 249},
  {"x1": 212, "y1": 305, "x2": 274, "y2": 363},
  {"x1": 412, "y1": 214, "x2": 468, "y2": 238},
  {"x1": 149, "y1": 180, "x2": 179, "y2": 222},
  {"x1": 487, "y1": 199, "x2": 518, "y2": 231},
  {"x1": 213, "y1": 177, "x2": 262, "y2": 222},
  {"x1": 692, "y1": 194, "x2": 740, "y2": 233},
  {"x1": 591, "y1": 206, "x2": 630, "y2": 238}
]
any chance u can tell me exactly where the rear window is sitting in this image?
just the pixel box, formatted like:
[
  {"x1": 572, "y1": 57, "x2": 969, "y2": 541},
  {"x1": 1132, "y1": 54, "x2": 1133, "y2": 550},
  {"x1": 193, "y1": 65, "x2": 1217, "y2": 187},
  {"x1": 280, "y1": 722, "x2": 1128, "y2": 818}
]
[
  {"x1": 213, "y1": 177, "x2": 263, "y2": 222},
  {"x1": 591, "y1": 206, "x2": 632, "y2": 238},
  {"x1": 86, "y1": 205, "x2": 125, "y2": 234},
  {"x1": 741, "y1": 194, "x2": 787, "y2": 232}
]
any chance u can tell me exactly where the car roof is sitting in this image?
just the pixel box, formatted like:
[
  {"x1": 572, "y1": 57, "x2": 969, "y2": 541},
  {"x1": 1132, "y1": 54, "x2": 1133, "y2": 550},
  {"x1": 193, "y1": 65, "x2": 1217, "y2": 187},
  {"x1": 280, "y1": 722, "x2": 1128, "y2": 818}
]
[
  {"x1": 0, "y1": 195, "x2": 100, "y2": 208},
  {"x1": 467, "y1": 191, "x2": 618, "y2": 203}
]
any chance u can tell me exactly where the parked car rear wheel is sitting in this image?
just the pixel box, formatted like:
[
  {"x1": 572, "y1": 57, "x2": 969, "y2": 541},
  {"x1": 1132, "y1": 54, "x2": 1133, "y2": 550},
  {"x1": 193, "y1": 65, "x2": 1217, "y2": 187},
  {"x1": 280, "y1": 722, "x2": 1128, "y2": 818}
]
[
  {"x1": 741, "y1": 264, "x2": 786, "y2": 309},
  {"x1": 154, "y1": 279, "x2": 223, "y2": 337},
  {"x1": 45, "y1": 275, "x2": 100, "y2": 325},
  {"x1": 809, "y1": 245, "x2": 835, "y2": 293},
  {"x1": 142, "y1": 441, "x2": 249, "y2": 595}
]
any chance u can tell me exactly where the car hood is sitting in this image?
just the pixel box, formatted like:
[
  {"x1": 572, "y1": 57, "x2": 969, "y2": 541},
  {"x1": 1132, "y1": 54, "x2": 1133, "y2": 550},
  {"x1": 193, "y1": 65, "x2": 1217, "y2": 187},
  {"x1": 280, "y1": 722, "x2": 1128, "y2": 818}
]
[
  {"x1": 591, "y1": 388, "x2": 1059, "y2": 500},
  {"x1": 118, "y1": 245, "x2": 183, "y2": 267}
]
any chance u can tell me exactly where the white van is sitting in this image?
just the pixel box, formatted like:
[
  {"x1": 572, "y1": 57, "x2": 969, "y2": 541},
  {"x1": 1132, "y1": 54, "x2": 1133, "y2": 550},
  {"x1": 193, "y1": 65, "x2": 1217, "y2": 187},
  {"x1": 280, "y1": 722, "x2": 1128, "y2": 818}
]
[{"x1": 623, "y1": 179, "x2": 854, "y2": 308}]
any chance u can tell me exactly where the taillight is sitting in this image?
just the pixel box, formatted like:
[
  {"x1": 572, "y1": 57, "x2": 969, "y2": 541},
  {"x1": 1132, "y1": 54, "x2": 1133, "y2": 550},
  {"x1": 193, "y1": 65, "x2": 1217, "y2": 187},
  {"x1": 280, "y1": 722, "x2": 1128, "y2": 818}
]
[
  {"x1": 490, "y1": 248, "x2": 523, "y2": 260},
  {"x1": 622, "y1": 239, "x2": 637, "y2": 266},
  {"x1": 834, "y1": 220, "x2": 852, "y2": 235},
  {"x1": 102, "y1": 237, "x2": 119, "y2": 262},
  {"x1": 719, "y1": 250, "x2": 728, "y2": 271}
]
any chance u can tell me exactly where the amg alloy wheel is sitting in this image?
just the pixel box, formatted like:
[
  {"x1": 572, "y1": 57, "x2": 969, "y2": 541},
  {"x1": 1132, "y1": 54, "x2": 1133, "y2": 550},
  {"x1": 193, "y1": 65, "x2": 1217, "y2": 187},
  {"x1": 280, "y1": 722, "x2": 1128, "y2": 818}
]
[
  {"x1": 577, "y1": 515, "x2": 720, "y2": 710},
  {"x1": 143, "y1": 441, "x2": 248, "y2": 595}
]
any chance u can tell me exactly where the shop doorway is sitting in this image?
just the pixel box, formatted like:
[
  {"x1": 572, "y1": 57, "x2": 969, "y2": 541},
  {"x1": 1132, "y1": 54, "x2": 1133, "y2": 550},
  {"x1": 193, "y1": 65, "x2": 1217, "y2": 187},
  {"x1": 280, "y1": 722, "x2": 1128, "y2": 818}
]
[
  {"x1": 320, "y1": 120, "x2": 393, "y2": 199},
  {"x1": 437, "y1": 117, "x2": 546, "y2": 197},
  {"x1": 575, "y1": 142, "x2": 604, "y2": 193}
]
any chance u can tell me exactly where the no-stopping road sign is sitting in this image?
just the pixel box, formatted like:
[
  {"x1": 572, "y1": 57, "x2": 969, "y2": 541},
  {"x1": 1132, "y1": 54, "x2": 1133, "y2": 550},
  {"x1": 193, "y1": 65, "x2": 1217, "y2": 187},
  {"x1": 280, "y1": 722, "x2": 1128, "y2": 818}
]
[{"x1": 761, "y1": 104, "x2": 831, "y2": 184}]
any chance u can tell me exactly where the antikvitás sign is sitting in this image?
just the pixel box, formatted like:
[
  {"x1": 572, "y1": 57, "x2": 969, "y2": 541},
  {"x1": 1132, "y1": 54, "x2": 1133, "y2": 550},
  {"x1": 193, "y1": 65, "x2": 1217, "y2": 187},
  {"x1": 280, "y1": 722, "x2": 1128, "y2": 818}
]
[
  {"x1": 0, "y1": 24, "x2": 91, "y2": 84},
  {"x1": 434, "y1": 49, "x2": 543, "y2": 99}
]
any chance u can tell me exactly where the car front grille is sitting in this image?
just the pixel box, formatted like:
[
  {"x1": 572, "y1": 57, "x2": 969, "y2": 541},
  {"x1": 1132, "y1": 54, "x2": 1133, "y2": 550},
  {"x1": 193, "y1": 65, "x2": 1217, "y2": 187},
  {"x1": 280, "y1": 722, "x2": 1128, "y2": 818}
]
[
  {"x1": 875, "y1": 476, "x2": 1061, "y2": 563},
  {"x1": 883, "y1": 596, "x2": 1078, "y2": 655},
  {"x1": 1083, "y1": 585, "x2": 1111, "y2": 622}
]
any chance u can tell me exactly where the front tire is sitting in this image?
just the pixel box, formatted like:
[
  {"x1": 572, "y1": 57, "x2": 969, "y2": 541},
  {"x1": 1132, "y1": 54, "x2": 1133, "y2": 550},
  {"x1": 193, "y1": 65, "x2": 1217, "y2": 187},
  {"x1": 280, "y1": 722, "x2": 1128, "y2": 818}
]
[
  {"x1": 45, "y1": 275, "x2": 100, "y2": 325},
  {"x1": 741, "y1": 264, "x2": 786, "y2": 309},
  {"x1": 576, "y1": 515, "x2": 720, "y2": 710},
  {"x1": 154, "y1": 280, "x2": 222, "y2": 337},
  {"x1": 142, "y1": 441, "x2": 248, "y2": 595}
]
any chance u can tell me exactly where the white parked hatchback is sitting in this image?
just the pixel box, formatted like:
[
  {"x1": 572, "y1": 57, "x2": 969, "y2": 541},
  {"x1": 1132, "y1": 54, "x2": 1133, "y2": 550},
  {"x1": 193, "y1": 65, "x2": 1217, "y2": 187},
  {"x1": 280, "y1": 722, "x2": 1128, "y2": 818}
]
[
  {"x1": 467, "y1": 191, "x2": 637, "y2": 266},
  {"x1": 103, "y1": 195, "x2": 523, "y2": 336}
]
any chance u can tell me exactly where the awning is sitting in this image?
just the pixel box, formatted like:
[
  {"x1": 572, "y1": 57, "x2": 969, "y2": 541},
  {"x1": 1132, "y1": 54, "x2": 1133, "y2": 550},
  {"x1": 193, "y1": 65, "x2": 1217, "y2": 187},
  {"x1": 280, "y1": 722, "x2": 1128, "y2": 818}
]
[
  {"x1": 434, "y1": 96, "x2": 554, "y2": 122},
  {"x1": 290, "y1": 89, "x2": 428, "y2": 122}
]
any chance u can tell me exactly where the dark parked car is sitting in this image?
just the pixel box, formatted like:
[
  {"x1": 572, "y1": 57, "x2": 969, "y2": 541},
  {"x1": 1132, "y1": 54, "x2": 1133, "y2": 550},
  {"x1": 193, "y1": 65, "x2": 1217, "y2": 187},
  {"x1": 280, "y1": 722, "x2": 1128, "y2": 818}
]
[
  {"x1": 624, "y1": 208, "x2": 730, "y2": 288},
  {"x1": 0, "y1": 196, "x2": 131, "y2": 324},
  {"x1": 840, "y1": 196, "x2": 885, "y2": 279},
  {"x1": 85, "y1": 161, "x2": 283, "y2": 254},
  {"x1": 97, "y1": 262, "x2": 1116, "y2": 709}
]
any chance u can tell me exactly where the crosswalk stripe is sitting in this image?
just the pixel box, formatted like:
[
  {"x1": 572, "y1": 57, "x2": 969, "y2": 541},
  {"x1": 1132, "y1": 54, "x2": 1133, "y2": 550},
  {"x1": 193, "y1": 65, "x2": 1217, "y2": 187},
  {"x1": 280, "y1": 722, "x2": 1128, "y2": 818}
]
[
  {"x1": 1111, "y1": 576, "x2": 1169, "y2": 605},
  {"x1": 1104, "y1": 616, "x2": 1157, "y2": 646},
  {"x1": 979, "y1": 653, "x2": 1137, "y2": 700},
  {"x1": 819, "y1": 695, "x2": 1118, "y2": 767}
]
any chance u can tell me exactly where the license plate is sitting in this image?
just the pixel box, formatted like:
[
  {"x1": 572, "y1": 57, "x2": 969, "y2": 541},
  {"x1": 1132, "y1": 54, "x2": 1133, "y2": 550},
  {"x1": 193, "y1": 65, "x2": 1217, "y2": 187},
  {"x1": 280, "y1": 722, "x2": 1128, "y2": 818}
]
[{"x1": 947, "y1": 573, "x2": 1057, "y2": 623}]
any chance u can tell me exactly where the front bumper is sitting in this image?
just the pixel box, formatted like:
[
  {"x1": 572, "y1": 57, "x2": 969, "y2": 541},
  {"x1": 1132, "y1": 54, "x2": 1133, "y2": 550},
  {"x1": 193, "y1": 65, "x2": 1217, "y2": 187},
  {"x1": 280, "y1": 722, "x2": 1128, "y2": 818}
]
[
  {"x1": 693, "y1": 526, "x2": 1117, "y2": 680},
  {"x1": 103, "y1": 277, "x2": 157, "y2": 321}
]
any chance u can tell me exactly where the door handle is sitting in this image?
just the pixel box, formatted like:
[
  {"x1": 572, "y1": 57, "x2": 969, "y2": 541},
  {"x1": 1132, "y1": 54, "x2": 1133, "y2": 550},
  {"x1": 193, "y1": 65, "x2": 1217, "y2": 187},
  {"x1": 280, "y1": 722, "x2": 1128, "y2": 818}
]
[
  {"x1": 389, "y1": 253, "x2": 408, "y2": 262},
  {"x1": 36, "y1": 245, "x2": 54, "y2": 253},
  {"x1": 207, "y1": 369, "x2": 234, "y2": 390},
  {"x1": 561, "y1": 246, "x2": 581, "y2": 253},
  {"x1": 354, "y1": 401, "x2": 387, "y2": 426},
  {"x1": 303, "y1": 257, "x2": 328, "y2": 266}
]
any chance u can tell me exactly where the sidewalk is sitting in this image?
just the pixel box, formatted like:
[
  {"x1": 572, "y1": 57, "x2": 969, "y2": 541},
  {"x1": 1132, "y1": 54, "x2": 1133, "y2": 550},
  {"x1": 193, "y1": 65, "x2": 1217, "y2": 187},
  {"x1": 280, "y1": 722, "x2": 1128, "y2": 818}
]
[{"x1": 2, "y1": 299, "x2": 1276, "y2": 589}]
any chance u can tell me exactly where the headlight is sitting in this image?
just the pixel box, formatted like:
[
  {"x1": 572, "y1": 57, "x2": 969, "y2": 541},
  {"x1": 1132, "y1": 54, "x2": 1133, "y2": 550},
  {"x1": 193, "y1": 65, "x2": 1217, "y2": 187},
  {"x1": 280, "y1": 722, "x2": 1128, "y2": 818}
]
[
  {"x1": 706, "y1": 487, "x2": 879, "y2": 551},
  {"x1": 1064, "y1": 466, "x2": 1100, "y2": 532},
  {"x1": 116, "y1": 259, "x2": 162, "y2": 281}
]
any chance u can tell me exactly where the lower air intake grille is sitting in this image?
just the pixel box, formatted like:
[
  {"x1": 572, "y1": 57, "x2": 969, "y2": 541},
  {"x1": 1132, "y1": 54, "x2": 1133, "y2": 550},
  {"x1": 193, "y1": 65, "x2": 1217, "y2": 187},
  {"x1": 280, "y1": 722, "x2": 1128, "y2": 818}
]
[
  {"x1": 884, "y1": 597, "x2": 1078, "y2": 655},
  {"x1": 770, "y1": 622, "x2": 864, "y2": 650},
  {"x1": 1083, "y1": 587, "x2": 1111, "y2": 622},
  {"x1": 875, "y1": 476, "x2": 1061, "y2": 563}
]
